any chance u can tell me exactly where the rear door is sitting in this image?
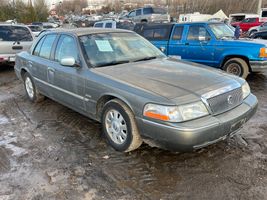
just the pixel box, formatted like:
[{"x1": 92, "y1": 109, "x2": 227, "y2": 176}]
[
  {"x1": 0, "y1": 25, "x2": 33, "y2": 61},
  {"x1": 29, "y1": 34, "x2": 58, "y2": 97},
  {"x1": 182, "y1": 24, "x2": 215, "y2": 66}
]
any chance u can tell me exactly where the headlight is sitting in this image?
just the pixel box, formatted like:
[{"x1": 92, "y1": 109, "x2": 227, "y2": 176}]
[
  {"x1": 143, "y1": 101, "x2": 209, "y2": 122},
  {"x1": 259, "y1": 47, "x2": 267, "y2": 58},
  {"x1": 242, "y1": 82, "x2": 250, "y2": 99}
]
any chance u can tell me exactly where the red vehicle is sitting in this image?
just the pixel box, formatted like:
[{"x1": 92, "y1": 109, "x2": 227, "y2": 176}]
[{"x1": 231, "y1": 17, "x2": 263, "y2": 32}]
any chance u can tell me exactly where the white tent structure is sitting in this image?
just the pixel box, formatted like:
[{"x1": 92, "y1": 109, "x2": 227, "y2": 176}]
[{"x1": 211, "y1": 9, "x2": 229, "y2": 20}]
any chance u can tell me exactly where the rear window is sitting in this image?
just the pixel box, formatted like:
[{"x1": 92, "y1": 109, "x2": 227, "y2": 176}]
[{"x1": 0, "y1": 26, "x2": 32, "y2": 42}]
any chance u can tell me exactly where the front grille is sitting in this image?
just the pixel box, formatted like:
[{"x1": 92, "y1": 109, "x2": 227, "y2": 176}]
[{"x1": 207, "y1": 87, "x2": 243, "y2": 115}]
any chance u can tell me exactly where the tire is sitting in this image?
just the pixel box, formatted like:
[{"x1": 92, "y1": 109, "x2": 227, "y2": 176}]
[
  {"x1": 249, "y1": 30, "x2": 257, "y2": 37},
  {"x1": 23, "y1": 72, "x2": 44, "y2": 103},
  {"x1": 223, "y1": 58, "x2": 249, "y2": 79},
  {"x1": 101, "y1": 99, "x2": 142, "y2": 152}
]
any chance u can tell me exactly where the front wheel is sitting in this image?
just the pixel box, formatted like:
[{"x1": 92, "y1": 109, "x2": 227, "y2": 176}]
[
  {"x1": 102, "y1": 99, "x2": 142, "y2": 152},
  {"x1": 223, "y1": 58, "x2": 249, "y2": 79},
  {"x1": 23, "y1": 72, "x2": 44, "y2": 103}
]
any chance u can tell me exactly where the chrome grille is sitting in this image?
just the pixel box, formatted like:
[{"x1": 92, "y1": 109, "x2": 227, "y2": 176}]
[{"x1": 207, "y1": 87, "x2": 243, "y2": 115}]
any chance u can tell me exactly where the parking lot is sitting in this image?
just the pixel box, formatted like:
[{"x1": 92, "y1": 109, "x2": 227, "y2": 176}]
[{"x1": 0, "y1": 65, "x2": 267, "y2": 200}]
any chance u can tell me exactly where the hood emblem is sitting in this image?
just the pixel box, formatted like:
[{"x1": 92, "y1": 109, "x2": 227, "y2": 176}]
[{"x1": 227, "y1": 95, "x2": 233, "y2": 105}]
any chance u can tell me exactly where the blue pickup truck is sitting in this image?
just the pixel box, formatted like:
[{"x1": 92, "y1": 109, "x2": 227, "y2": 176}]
[{"x1": 134, "y1": 22, "x2": 267, "y2": 78}]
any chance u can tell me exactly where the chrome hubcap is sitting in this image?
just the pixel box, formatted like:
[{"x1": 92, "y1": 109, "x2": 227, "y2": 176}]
[
  {"x1": 25, "y1": 77, "x2": 34, "y2": 98},
  {"x1": 105, "y1": 109, "x2": 127, "y2": 145},
  {"x1": 227, "y1": 63, "x2": 241, "y2": 76}
]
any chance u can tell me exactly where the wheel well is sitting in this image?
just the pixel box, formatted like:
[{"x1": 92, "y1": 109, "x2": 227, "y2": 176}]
[
  {"x1": 96, "y1": 95, "x2": 117, "y2": 120},
  {"x1": 221, "y1": 56, "x2": 251, "y2": 72},
  {"x1": 21, "y1": 68, "x2": 27, "y2": 79},
  {"x1": 141, "y1": 19, "x2": 148, "y2": 23}
]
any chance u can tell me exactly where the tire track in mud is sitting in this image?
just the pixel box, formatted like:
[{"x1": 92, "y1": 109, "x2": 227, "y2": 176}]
[{"x1": 1, "y1": 69, "x2": 267, "y2": 199}]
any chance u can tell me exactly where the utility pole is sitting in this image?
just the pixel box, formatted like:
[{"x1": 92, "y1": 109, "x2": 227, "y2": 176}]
[{"x1": 258, "y1": 0, "x2": 262, "y2": 14}]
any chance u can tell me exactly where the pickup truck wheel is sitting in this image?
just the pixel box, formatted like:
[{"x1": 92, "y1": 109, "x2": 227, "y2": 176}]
[
  {"x1": 23, "y1": 72, "x2": 44, "y2": 103},
  {"x1": 223, "y1": 58, "x2": 249, "y2": 79},
  {"x1": 102, "y1": 99, "x2": 142, "y2": 152}
]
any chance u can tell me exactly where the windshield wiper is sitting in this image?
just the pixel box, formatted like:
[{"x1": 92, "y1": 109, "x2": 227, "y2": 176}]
[
  {"x1": 133, "y1": 56, "x2": 157, "y2": 62},
  {"x1": 96, "y1": 60, "x2": 130, "y2": 68}
]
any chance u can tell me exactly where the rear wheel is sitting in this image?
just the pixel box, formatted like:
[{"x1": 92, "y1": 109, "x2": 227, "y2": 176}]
[
  {"x1": 102, "y1": 99, "x2": 142, "y2": 152},
  {"x1": 223, "y1": 58, "x2": 249, "y2": 79},
  {"x1": 23, "y1": 72, "x2": 44, "y2": 103}
]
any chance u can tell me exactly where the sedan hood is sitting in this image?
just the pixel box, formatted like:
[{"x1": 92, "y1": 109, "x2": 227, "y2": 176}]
[{"x1": 93, "y1": 58, "x2": 242, "y2": 101}]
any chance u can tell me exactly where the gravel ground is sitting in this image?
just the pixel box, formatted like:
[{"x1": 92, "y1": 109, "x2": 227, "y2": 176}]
[{"x1": 0, "y1": 66, "x2": 267, "y2": 200}]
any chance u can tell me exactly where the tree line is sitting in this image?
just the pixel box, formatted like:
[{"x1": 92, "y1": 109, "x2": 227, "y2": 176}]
[{"x1": 0, "y1": 0, "x2": 49, "y2": 24}]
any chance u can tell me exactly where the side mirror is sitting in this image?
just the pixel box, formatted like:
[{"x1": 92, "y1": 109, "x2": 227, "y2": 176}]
[{"x1": 60, "y1": 57, "x2": 79, "y2": 67}]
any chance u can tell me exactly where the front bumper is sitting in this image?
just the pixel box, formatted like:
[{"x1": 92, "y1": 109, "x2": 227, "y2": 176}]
[
  {"x1": 250, "y1": 60, "x2": 267, "y2": 72},
  {"x1": 136, "y1": 94, "x2": 258, "y2": 152}
]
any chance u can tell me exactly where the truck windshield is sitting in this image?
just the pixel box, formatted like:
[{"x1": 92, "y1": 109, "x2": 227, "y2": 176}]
[
  {"x1": 209, "y1": 24, "x2": 234, "y2": 39},
  {"x1": 79, "y1": 32, "x2": 165, "y2": 67}
]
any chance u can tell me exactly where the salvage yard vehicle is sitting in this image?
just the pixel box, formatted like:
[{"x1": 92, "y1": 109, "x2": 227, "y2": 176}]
[
  {"x1": 15, "y1": 28, "x2": 258, "y2": 152},
  {"x1": 134, "y1": 22, "x2": 267, "y2": 79},
  {"x1": 231, "y1": 17, "x2": 263, "y2": 32},
  {"x1": 0, "y1": 23, "x2": 33, "y2": 66},
  {"x1": 250, "y1": 30, "x2": 267, "y2": 39},
  {"x1": 123, "y1": 6, "x2": 170, "y2": 23}
]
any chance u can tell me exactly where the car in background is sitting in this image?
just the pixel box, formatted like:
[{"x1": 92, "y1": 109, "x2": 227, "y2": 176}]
[
  {"x1": 14, "y1": 28, "x2": 257, "y2": 152},
  {"x1": 248, "y1": 21, "x2": 267, "y2": 36},
  {"x1": 93, "y1": 20, "x2": 135, "y2": 30},
  {"x1": 27, "y1": 25, "x2": 43, "y2": 37},
  {"x1": 250, "y1": 30, "x2": 267, "y2": 39},
  {"x1": 229, "y1": 13, "x2": 259, "y2": 24},
  {"x1": 0, "y1": 23, "x2": 33, "y2": 66},
  {"x1": 134, "y1": 22, "x2": 267, "y2": 79},
  {"x1": 123, "y1": 6, "x2": 170, "y2": 23},
  {"x1": 231, "y1": 17, "x2": 263, "y2": 32}
]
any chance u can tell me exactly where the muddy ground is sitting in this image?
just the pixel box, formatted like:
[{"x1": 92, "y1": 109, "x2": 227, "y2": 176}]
[{"x1": 0, "y1": 66, "x2": 267, "y2": 200}]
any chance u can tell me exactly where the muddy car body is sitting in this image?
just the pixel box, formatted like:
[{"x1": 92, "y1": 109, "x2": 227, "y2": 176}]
[{"x1": 14, "y1": 28, "x2": 258, "y2": 152}]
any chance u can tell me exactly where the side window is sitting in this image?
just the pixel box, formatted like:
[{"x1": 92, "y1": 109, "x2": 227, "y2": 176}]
[
  {"x1": 172, "y1": 26, "x2": 184, "y2": 40},
  {"x1": 143, "y1": 7, "x2": 153, "y2": 15},
  {"x1": 143, "y1": 29, "x2": 154, "y2": 38},
  {"x1": 136, "y1": 9, "x2": 142, "y2": 16},
  {"x1": 94, "y1": 23, "x2": 103, "y2": 28},
  {"x1": 105, "y1": 23, "x2": 112, "y2": 28},
  {"x1": 143, "y1": 28, "x2": 168, "y2": 40},
  {"x1": 33, "y1": 36, "x2": 46, "y2": 56},
  {"x1": 39, "y1": 34, "x2": 57, "y2": 59},
  {"x1": 187, "y1": 26, "x2": 210, "y2": 41},
  {"x1": 153, "y1": 29, "x2": 167, "y2": 39},
  {"x1": 55, "y1": 35, "x2": 78, "y2": 63},
  {"x1": 128, "y1": 11, "x2": 136, "y2": 18}
]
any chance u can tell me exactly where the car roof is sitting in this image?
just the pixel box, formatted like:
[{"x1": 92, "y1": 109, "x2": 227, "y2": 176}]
[
  {"x1": 0, "y1": 23, "x2": 27, "y2": 27},
  {"x1": 47, "y1": 28, "x2": 132, "y2": 36}
]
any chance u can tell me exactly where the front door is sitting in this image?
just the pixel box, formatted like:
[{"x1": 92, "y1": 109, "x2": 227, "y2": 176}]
[
  {"x1": 49, "y1": 34, "x2": 86, "y2": 112},
  {"x1": 182, "y1": 25, "x2": 215, "y2": 66}
]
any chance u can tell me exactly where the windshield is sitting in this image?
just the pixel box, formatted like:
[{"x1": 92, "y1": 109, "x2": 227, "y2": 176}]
[
  {"x1": 79, "y1": 32, "x2": 165, "y2": 67},
  {"x1": 209, "y1": 24, "x2": 234, "y2": 39}
]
